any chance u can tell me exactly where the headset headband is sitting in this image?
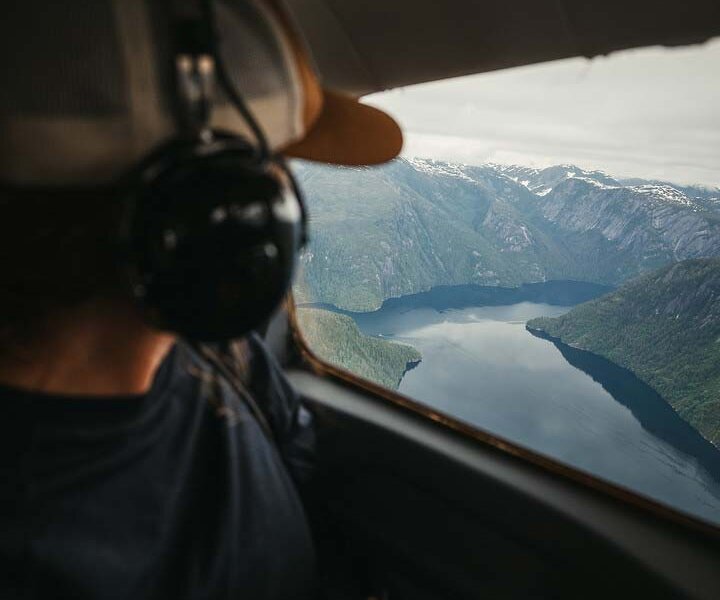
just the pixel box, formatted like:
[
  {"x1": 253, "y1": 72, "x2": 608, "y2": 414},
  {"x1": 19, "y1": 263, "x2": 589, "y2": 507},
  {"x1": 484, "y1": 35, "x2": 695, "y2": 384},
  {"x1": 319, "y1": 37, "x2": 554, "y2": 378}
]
[{"x1": 172, "y1": 0, "x2": 215, "y2": 135}]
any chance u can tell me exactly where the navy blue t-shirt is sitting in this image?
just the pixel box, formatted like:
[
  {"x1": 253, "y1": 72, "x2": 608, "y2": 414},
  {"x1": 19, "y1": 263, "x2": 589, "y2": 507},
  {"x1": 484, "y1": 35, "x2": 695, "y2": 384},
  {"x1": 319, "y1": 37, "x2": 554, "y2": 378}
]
[{"x1": 0, "y1": 335, "x2": 316, "y2": 599}]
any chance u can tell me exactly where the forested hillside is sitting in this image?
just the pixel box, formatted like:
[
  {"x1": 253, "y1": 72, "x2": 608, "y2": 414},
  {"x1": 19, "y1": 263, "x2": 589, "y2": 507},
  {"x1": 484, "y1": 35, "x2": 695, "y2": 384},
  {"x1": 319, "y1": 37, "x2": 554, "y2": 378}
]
[
  {"x1": 296, "y1": 307, "x2": 421, "y2": 389},
  {"x1": 528, "y1": 259, "x2": 720, "y2": 445},
  {"x1": 292, "y1": 158, "x2": 720, "y2": 311}
]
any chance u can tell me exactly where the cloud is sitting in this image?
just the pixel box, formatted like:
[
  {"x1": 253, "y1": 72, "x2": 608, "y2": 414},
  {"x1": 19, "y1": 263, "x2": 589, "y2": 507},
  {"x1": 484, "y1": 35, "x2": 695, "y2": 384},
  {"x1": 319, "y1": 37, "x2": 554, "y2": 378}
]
[{"x1": 366, "y1": 39, "x2": 720, "y2": 187}]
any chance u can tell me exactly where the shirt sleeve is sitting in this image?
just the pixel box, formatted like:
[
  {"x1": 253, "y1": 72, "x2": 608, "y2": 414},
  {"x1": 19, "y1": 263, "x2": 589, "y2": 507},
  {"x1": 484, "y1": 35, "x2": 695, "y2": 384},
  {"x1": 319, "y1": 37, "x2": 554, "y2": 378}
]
[{"x1": 246, "y1": 333, "x2": 317, "y2": 488}]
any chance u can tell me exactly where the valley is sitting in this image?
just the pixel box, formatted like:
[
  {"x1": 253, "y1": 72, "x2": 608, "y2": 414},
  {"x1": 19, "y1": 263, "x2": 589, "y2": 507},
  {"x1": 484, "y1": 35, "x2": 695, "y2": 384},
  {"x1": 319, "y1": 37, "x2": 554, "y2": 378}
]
[
  {"x1": 336, "y1": 296, "x2": 720, "y2": 524},
  {"x1": 528, "y1": 258, "x2": 720, "y2": 445},
  {"x1": 291, "y1": 157, "x2": 720, "y2": 524}
]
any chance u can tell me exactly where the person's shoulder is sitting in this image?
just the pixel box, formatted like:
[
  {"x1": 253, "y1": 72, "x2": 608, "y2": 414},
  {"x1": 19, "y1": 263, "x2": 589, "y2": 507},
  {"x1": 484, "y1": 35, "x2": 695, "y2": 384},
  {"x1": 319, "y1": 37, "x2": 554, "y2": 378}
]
[
  {"x1": 245, "y1": 333, "x2": 316, "y2": 484},
  {"x1": 245, "y1": 331, "x2": 277, "y2": 372},
  {"x1": 149, "y1": 342, "x2": 228, "y2": 425},
  {"x1": 154, "y1": 342, "x2": 206, "y2": 395},
  {"x1": 244, "y1": 332, "x2": 296, "y2": 409}
]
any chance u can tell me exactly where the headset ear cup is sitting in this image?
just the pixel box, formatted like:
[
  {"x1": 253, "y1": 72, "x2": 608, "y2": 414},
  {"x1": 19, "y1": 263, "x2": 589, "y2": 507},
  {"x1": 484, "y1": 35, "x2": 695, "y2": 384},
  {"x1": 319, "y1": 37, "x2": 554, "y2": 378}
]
[
  {"x1": 123, "y1": 138, "x2": 304, "y2": 342},
  {"x1": 272, "y1": 155, "x2": 309, "y2": 247}
]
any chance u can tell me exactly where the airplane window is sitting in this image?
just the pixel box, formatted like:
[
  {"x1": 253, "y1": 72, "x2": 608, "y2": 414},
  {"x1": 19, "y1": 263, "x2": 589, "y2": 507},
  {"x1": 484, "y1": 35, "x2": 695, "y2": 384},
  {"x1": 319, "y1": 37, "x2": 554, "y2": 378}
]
[{"x1": 291, "y1": 39, "x2": 720, "y2": 526}]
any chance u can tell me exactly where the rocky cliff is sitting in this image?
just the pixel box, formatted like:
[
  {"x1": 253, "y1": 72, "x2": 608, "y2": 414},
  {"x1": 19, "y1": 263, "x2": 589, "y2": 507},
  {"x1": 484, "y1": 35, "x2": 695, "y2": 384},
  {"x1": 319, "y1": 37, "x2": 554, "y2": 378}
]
[{"x1": 292, "y1": 158, "x2": 720, "y2": 311}]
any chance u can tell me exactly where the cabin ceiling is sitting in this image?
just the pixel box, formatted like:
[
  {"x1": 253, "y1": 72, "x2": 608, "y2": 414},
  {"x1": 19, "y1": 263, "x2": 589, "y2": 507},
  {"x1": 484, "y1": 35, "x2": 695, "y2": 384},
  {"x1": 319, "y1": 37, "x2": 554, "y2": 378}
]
[{"x1": 284, "y1": 0, "x2": 720, "y2": 96}]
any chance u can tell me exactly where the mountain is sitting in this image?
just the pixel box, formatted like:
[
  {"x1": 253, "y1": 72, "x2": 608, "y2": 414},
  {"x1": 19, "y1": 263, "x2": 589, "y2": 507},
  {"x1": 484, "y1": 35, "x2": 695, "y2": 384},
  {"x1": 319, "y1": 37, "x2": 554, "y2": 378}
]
[
  {"x1": 490, "y1": 162, "x2": 621, "y2": 196},
  {"x1": 292, "y1": 158, "x2": 720, "y2": 311},
  {"x1": 296, "y1": 307, "x2": 421, "y2": 389},
  {"x1": 527, "y1": 259, "x2": 720, "y2": 445},
  {"x1": 620, "y1": 178, "x2": 720, "y2": 214}
]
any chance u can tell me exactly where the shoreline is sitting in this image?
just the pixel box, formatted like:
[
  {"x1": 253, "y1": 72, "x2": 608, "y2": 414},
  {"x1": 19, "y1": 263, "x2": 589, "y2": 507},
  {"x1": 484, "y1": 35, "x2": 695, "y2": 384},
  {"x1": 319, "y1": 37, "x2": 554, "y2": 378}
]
[
  {"x1": 298, "y1": 279, "x2": 613, "y2": 317},
  {"x1": 526, "y1": 325, "x2": 719, "y2": 452}
]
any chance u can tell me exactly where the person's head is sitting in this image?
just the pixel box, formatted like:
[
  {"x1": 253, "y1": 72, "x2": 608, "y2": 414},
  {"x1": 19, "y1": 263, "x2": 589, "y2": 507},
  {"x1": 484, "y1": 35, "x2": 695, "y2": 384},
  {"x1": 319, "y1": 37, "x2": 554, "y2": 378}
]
[{"x1": 0, "y1": 0, "x2": 402, "y2": 362}]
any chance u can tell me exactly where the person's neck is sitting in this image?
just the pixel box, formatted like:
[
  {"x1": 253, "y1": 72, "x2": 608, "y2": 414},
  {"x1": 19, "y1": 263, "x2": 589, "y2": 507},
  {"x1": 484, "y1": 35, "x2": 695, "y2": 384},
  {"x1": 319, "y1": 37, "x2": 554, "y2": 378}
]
[{"x1": 0, "y1": 300, "x2": 176, "y2": 396}]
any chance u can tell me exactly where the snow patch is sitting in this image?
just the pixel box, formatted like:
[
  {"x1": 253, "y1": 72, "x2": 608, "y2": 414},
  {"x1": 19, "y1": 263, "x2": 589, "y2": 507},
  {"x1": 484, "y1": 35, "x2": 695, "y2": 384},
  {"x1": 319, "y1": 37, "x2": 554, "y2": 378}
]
[
  {"x1": 519, "y1": 225, "x2": 531, "y2": 244},
  {"x1": 572, "y1": 176, "x2": 620, "y2": 190},
  {"x1": 406, "y1": 157, "x2": 474, "y2": 182},
  {"x1": 631, "y1": 184, "x2": 696, "y2": 207}
]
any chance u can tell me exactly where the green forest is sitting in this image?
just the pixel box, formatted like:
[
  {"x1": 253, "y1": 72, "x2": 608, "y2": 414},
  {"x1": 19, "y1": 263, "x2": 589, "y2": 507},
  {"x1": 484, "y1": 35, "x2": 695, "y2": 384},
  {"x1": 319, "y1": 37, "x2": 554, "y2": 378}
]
[
  {"x1": 528, "y1": 259, "x2": 720, "y2": 445},
  {"x1": 296, "y1": 307, "x2": 421, "y2": 390}
]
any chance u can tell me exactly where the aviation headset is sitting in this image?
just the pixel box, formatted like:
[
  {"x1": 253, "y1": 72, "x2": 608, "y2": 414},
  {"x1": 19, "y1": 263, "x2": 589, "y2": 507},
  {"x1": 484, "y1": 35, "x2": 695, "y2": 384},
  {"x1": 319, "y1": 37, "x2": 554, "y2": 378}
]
[{"x1": 119, "y1": 0, "x2": 307, "y2": 343}]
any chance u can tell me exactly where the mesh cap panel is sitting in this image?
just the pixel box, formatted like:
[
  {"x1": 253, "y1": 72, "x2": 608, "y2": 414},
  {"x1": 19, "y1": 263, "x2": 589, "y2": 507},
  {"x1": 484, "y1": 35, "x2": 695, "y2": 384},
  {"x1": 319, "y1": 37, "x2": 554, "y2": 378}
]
[
  {"x1": 0, "y1": 1, "x2": 127, "y2": 115},
  {"x1": 0, "y1": 0, "x2": 304, "y2": 186}
]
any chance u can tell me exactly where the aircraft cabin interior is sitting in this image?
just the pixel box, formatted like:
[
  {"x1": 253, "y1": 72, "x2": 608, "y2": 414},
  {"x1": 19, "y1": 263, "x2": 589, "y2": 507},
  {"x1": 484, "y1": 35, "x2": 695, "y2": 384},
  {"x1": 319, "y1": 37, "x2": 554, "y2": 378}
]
[{"x1": 1, "y1": 0, "x2": 719, "y2": 599}]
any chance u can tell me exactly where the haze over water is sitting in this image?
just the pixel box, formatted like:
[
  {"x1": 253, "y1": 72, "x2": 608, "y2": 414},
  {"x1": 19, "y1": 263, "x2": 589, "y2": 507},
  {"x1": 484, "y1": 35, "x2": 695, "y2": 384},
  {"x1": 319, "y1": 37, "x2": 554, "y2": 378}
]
[{"x1": 351, "y1": 301, "x2": 720, "y2": 526}]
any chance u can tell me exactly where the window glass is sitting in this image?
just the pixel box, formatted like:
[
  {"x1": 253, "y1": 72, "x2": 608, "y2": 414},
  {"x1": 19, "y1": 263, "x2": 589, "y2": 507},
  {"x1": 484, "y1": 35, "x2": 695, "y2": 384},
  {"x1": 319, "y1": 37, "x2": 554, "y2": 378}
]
[{"x1": 292, "y1": 39, "x2": 720, "y2": 526}]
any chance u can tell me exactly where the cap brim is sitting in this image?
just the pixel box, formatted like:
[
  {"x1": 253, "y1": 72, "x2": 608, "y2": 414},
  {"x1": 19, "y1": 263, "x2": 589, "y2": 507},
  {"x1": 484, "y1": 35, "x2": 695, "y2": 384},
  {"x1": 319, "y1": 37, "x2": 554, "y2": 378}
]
[{"x1": 282, "y1": 90, "x2": 403, "y2": 166}]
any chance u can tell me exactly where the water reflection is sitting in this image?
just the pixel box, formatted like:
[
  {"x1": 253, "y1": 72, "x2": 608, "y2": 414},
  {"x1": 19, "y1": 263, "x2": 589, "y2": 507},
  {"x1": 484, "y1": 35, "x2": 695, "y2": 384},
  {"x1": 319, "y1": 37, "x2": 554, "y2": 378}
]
[
  {"x1": 347, "y1": 299, "x2": 720, "y2": 525},
  {"x1": 531, "y1": 329, "x2": 720, "y2": 482}
]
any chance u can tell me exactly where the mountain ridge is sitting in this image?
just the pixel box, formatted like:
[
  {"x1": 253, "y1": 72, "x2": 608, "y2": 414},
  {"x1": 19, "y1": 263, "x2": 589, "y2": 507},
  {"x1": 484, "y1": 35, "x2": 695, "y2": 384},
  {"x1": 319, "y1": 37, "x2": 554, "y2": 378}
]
[{"x1": 292, "y1": 158, "x2": 720, "y2": 311}]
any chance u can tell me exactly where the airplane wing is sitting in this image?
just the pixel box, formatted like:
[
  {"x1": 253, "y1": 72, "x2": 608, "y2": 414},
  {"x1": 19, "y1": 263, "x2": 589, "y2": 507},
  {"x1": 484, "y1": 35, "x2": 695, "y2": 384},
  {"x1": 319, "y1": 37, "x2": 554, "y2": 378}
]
[{"x1": 285, "y1": 0, "x2": 720, "y2": 94}]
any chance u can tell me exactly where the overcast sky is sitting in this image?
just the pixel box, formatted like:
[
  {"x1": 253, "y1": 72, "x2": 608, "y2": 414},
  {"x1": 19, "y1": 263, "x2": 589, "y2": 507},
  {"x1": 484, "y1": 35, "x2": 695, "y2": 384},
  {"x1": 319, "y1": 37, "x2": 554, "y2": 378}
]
[{"x1": 366, "y1": 38, "x2": 720, "y2": 187}]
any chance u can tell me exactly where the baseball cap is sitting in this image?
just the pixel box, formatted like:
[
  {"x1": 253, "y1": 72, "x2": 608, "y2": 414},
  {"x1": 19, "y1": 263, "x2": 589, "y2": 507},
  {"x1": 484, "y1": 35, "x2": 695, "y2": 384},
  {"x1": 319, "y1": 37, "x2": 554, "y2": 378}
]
[{"x1": 0, "y1": 0, "x2": 403, "y2": 186}]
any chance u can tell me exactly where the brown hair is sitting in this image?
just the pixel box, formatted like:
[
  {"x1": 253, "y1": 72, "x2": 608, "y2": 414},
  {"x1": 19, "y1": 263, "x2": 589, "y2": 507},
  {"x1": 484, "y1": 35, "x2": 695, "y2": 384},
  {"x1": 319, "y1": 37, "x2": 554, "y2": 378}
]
[{"x1": 0, "y1": 187, "x2": 126, "y2": 351}]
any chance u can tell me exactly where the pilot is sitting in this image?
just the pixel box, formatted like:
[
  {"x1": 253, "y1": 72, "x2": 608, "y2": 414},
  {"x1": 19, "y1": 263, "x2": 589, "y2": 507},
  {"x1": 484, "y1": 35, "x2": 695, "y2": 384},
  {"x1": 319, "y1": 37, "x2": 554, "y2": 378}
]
[{"x1": 0, "y1": 1, "x2": 401, "y2": 598}]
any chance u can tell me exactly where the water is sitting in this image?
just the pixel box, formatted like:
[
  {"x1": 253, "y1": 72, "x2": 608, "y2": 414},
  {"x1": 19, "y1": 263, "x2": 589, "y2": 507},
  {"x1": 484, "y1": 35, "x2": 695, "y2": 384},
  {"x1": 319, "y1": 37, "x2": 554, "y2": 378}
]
[{"x1": 350, "y1": 301, "x2": 720, "y2": 526}]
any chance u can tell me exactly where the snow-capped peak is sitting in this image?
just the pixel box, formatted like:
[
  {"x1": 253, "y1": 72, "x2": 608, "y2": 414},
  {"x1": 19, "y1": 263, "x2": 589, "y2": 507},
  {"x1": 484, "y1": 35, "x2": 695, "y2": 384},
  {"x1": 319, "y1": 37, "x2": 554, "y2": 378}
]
[
  {"x1": 568, "y1": 176, "x2": 620, "y2": 190},
  {"x1": 405, "y1": 157, "x2": 474, "y2": 182},
  {"x1": 630, "y1": 184, "x2": 696, "y2": 207},
  {"x1": 402, "y1": 158, "x2": 709, "y2": 209}
]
